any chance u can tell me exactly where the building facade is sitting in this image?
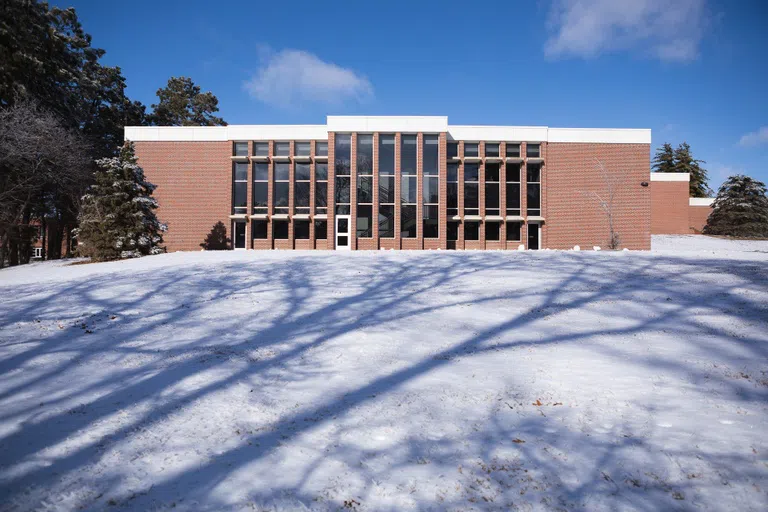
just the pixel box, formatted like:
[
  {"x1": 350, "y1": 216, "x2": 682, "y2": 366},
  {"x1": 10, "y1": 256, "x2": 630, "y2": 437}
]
[
  {"x1": 649, "y1": 172, "x2": 714, "y2": 235},
  {"x1": 127, "y1": 116, "x2": 654, "y2": 252}
]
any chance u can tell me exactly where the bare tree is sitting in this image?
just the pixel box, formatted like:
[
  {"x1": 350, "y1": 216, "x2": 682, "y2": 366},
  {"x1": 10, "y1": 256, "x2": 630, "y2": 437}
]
[
  {"x1": 582, "y1": 160, "x2": 623, "y2": 250},
  {"x1": 0, "y1": 100, "x2": 91, "y2": 267}
]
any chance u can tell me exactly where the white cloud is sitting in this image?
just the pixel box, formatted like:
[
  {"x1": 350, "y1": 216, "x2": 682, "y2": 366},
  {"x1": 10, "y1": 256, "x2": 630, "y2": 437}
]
[
  {"x1": 739, "y1": 127, "x2": 768, "y2": 147},
  {"x1": 544, "y1": 0, "x2": 709, "y2": 62},
  {"x1": 244, "y1": 48, "x2": 373, "y2": 108}
]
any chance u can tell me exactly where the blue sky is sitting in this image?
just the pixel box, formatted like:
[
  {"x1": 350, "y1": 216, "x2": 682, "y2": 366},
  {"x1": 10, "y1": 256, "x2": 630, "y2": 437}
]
[{"x1": 53, "y1": 0, "x2": 767, "y2": 190}]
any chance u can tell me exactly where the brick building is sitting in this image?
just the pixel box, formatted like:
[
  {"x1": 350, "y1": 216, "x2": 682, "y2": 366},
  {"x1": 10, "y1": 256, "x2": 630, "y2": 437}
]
[{"x1": 127, "y1": 116, "x2": 667, "y2": 252}]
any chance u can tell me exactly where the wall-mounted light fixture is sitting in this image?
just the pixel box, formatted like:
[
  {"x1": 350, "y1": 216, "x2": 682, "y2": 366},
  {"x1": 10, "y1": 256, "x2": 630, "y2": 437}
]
[{"x1": 641, "y1": 181, "x2": 649, "y2": 187}]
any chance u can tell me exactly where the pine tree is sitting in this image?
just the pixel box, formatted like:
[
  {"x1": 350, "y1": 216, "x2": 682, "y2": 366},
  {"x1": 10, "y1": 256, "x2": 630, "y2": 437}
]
[
  {"x1": 76, "y1": 142, "x2": 167, "y2": 261},
  {"x1": 703, "y1": 175, "x2": 768, "y2": 238},
  {"x1": 674, "y1": 142, "x2": 712, "y2": 198},
  {"x1": 652, "y1": 143, "x2": 676, "y2": 173},
  {"x1": 200, "y1": 221, "x2": 230, "y2": 250},
  {"x1": 148, "y1": 77, "x2": 227, "y2": 126}
]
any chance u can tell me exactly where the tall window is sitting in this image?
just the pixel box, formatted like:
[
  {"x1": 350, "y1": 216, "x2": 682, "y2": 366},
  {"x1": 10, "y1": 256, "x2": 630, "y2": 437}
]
[
  {"x1": 464, "y1": 143, "x2": 479, "y2": 158},
  {"x1": 526, "y1": 143, "x2": 541, "y2": 158},
  {"x1": 378, "y1": 134, "x2": 395, "y2": 238},
  {"x1": 506, "y1": 163, "x2": 521, "y2": 216},
  {"x1": 357, "y1": 134, "x2": 373, "y2": 238},
  {"x1": 447, "y1": 163, "x2": 459, "y2": 217},
  {"x1": 334, "y1": 134, "x2": 351, "y2": 215},
  {"x1": 275, "y1": 142, "x2": 290, "y2": 157},
  {"x1": 233, "y1": 141, "x2": 248, "y2": 157},
  {"x1": 253, "y1": 162, "x2": 269, "y2": 215},
  {"x1": 295, "y1": 142, "x2": 310, "y2": 157},
  {"x1": 506, "y1": 143, "x2": 520, "y2": 158},
  {"x1": 423, "y1": 135, "x2": 439, "y2": 238},
  {"x1": 464, "y1": 163, "x2": 479, "y2": 216},
  {"x1": 315, "y1": 163, "x2": 328, "y2": 215},
  {"x1": 506, "y1": 221, "x2": 522, "y2": 242},
  {"x1": 274, "y1": 162, "x2": 290, "y2": 215},
  {"x1": 527, "y1": 163, "x2": 541, "y2": 216},
  {"x1": 401, "y1": 135, "x2": 417, "y2": 238},
  {"x1": 233, "y1": 162, "x2": 247, "y2": 214},
  {"x1": 294, "y1": 162, "x2": 310, "y2": 215},
  {"x1": 315, "y1": 141, "x2": 328, "y2": 157},
  {"x1": 447, "y1": 141, "x2": 458, "y2": 159},
  {"x1": 485, "y1": 143, "x2": 499, "y2": 158},
  {"x1": 485, "y1": 162, "x2": 500, "y2": 216}
]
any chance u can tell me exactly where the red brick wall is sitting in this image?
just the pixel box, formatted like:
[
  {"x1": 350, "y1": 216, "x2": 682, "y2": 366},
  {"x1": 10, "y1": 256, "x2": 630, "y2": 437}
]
[
  {"x1": 546, "y1": 143, "x2": 651, "y2": 250},
  {"x1": 650, "y1": 180, "x2": 690, "y2": 235},
  {"x1": 134, "y1": 141, "x2": 230, "y2": 252},
  {"x1": 688, "y1": 205, "x2": 712, "y2": 234}
]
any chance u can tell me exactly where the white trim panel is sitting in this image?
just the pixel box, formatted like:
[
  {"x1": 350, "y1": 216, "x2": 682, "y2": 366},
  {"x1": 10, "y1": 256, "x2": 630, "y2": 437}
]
[
  {"x1": 448, "y1": 126, "x2": 548, "y2": 142},
  {"x1": 327, "y1": 116, "x2": 448, "y2": 133},
  {"x1": 689, "y1": 197, "x2": 715, "y2": 206},
  {"x1": 548, "y1": 128, "x2": 651, "y2": 144},
  {"x1": 651, "y1": 172, "x2": 690, "y2": 182}
]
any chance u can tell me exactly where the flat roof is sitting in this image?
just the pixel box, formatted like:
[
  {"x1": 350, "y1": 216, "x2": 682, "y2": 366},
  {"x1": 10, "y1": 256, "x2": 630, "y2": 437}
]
[{"x1": 125, "y1": 115, "x2": 651, "y2": 144}]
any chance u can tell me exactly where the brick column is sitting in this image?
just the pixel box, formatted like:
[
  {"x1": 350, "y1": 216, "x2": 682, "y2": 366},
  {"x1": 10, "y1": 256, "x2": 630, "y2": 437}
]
[
  {"x1": 268, "y1": 141, "x2": 274, "y2": 249},
  {"x1": 246, "y1": 141, "x2": 253, "y2": 248},
  {"x1": 309, "y1": 141, "x2": 316, "y2": 246},
  {"x1": 438, "y1": 132, "x2": 448, "y2": 250},
  {"x1": 478, "y1": 141, "x2": 486, "y2": 248},
  {"x1": 328, "y1": 133, "x2": 336, "y2": 250},
  {"x1": 416, "y1": 132, "x2": 424, "y2": 249},
  {"x1": 521, "y1": 142, "x2": 529, "y2": 249},
  {"x1": 372, "y1": 133, "x2": 379, "y2": 245},
  {"x1": 499, "y1": 142, "x2": 507, "y2": 247},
  {"x1": 541, "y1": 141, "x2": 547, "y2": 249},
  {"x1": 457, "y1": 141, "x2": 465, "y2": 250},
  {"x1": 288, "y1": 140, "x2": 295, "y2": 249},
  {"x1": 394, "y1": 133, "x2": 402, "y2": 250},
  {"x1": 350, "y1": 133, "x2": 358, "y2": 250}
]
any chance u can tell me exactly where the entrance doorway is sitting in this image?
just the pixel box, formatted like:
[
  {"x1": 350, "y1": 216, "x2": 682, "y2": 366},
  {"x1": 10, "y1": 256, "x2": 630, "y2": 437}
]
[
  {"x1": 233, "y1": 221, "x2": 246, "y2": 249},
  {"x1": 527, "y1": 223, "x2": 540, "y2": 250},
  {"x1": 335, "y1": 215, "x2": 351, "y2": 250}
]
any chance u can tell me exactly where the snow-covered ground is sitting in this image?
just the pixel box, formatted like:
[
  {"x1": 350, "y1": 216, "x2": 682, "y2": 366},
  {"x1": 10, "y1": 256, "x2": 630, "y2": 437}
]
[{"x1": 1, "y1": 235, "x2": 767, "y2": 511}]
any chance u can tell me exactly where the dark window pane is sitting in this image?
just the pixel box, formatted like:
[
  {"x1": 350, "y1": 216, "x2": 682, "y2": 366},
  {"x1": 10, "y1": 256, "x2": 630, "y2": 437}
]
[
  {"x1": 380, "y1": 176, "x2": 396, "y2": 204},
  {"x1": 254, "y1": 162, "x2": 269, "y2": 181},
  {"x1": 295, "y1": 182, "x2": 310, "y2": 207},
  {"x1": 506, "y1": 163, "x2": 520, "y2": 182},
  {"x1": 507, "y1": 221, "x2": 521, "y2": 241},
  {"x1": 234, "y1": 222, "x2": 246, "y2": 248},
  {"x1": 447, "y1": 221, "x2": 459, "y2": 241},
  {"x1": 275, "y1": 142, "x2": 290, "y2": 156},
  {"x1": 274, "y1": 182, "x2": 289, "y2": 207},
  {"x1": 338, "y1": 218, "x2": 348, "y2": 232},
  {"x1": 448, "y1": 162, "x2": 459, "y2": 182},
  {"x1": 357, "y1": 134, "x2": 373, "y2": 174},
  {"x1": 336, "y1": 204, "x2": 350, "y2": 215},
  {"x1": 295, "y1": 220, "x2": 310, "y2": 239},
  {"x1": 423, "y1": 205, "x2": 439, "y2": 238},
  {"x1": 358, "y1": 176, "x2": 373, "y2": 204},
  {"x1": 465, "y1": 183, "x2": 478, "y2": 209},
  {"x1": 234, "y1": 142, "x2": 248, "y2": 156},
  {"x1": 401, "y1": 176, "x2": 417, "y2": 204},
  {"x1": 379, "y1": 205, "x2": 395, "y2": 238},
  {"x1": 234, "y1": 182, "x2": 247, "y2": 208},
  {"x1": 527, "y1": 183, "x2": 541, "y2": 209},
  {"x1": 295, "y1": 163, "x2": 311, "y2": 181},
  {"x1": 486, "y1": 222, "x2": 500, "y2": 241},
  {"x1": 357, "y1": 205, "x2": 373, "y2": 237},
  {"x1": 254, "y1": 142, "x2": 269, "y2": 156},
  {"x1": 448, "y1": 183, "x2": 458, "y2": 210},
  {"x1": 485, "y1": 143, "x2": 499, "y2": 158},
  {"x1": 295, "y1": 142, "x2": 310, "y2": 156},
  {"x1": 464, "y1": 143, "x2": 478, "y2": 157},
  {"x1": 506, "y1": 183, "x2": 521, "y2": 210},
  {"x1": 485, "y1": 183, "x2": 499, "y2": 209},
  {"x1": 315, "y1": 181, "x2": 327, "y2": 208},
  {"x1": 379, "y1": 134, "x2": 395, "y2": 174},
  {"x1": 401, "y1": 205, "x2": 417, "y2": 238},
  {"x1": 275, "y1": 162, "x2": 290, "y2": 181},
  {"x1": 315, "y1": 141, "x2": 328, "y2": 157},
  {"x1": 335, "y1": 134, "x2": 351, "y2": 174},
  {"x1": 315, "y1": 162, "x2": 328, "y2": 180},
  {"x1": 253, "y1": 182, "x2": 268, "y2": 207},
  {"x1": 335, "y1": 176, "x2": 350, "y2": 204},
  {"x1": 506, "y1": 143, "x2": 520, "y2": 158},
  {"x1": 274, "y1": 221, "x2": 289, "y2": 239},
  {"x1": 527, "y1": 163, "x2": 541, "y2": 183},
  {"x1": 252, "y1": 220, "x2": 268, "y2": 239},
  {"x1": 485, "y1": 163, "x2": 500, "y2": 182},
  {"x1": 526, "y1": 143, "x2": 540, "y2": 158},
  {"x1": 465, "y1": 222, "x2": 479, "y2": 240},
  {"x1": 423, "y1": 134, "x2": 439, "y2": 175},
  {"x1": 234, "y1": 162, "x2": 247, "y2": 181},
  {"x1": 465, "y1": 163, "x2": 479, "y2": 182},
  {"x1": 315, "y1": 220, "x2": 327, "y2": 239},
  {"x1": 447, "y1": 142, "x2": 458, "y2": 159},
  {"x1": 401, "y1": 134, "x2": 417, "y2": 175},
  {"x1": 422, "y1": 176, "x2": 438, "y2": 204},
  {"x1": 337, "y1": 235, "x2": 348, "y2": 246}
]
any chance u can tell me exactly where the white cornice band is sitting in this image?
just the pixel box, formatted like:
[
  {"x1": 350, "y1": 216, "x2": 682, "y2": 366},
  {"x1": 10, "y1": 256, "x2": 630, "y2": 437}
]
[
  {"x1": 689, "y1": 197, "x2": 715, "y2": 206},
  {"x1": 126, "y1": 116, "x2": 651, "y2": 144},
  {"x1": 650, "y1": 172, "x2": 690, "y2": 182}
]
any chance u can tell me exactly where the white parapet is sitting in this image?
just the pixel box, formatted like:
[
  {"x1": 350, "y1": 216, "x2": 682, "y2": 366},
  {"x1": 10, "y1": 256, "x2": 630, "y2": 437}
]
[
  {"x1": 689, "y1": 197, "x2": 715, "y2": 206},
  {"x1": 650, "y1": 172, "x2": 690, "y2": 182}
]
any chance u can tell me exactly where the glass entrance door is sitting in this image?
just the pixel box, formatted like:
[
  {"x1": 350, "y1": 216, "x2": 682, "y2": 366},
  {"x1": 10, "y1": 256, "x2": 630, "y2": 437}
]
[
  {"x1": 335, "y1": 215, "x2": 351, "y2": 250},
  {"x1": 233, "y1": 221, "x2": 246, "y2": 250},
  {"x1": 527, "y1": 223, "x2": 540, "y2": 250}
]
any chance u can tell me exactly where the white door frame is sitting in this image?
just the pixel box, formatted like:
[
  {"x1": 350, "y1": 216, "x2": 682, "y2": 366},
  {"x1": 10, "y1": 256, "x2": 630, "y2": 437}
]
[{"x1": 335, "y1": 215, "x2": 351, "y2": 250}]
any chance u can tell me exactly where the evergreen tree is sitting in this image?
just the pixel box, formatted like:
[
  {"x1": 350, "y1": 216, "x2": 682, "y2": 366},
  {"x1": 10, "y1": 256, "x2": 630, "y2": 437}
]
[
  {"x1": 200, "y1": 221, "x2": 230, "y2": 250},
  {"x1": 76, "y1": 142, "x2": 167, "y2": 261},
  {"x1": 674, "y1": 142, "x2": 711, "y2": 197},
  {"x1": 652, "y1": 143, "x2": 676, "y2": 173},
  {"x1": 149, "y1": 77, "x2": 227, "y2": 126},
  {"x1": 703, "y1": 175, "x2": 768, "y2": 238}
]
